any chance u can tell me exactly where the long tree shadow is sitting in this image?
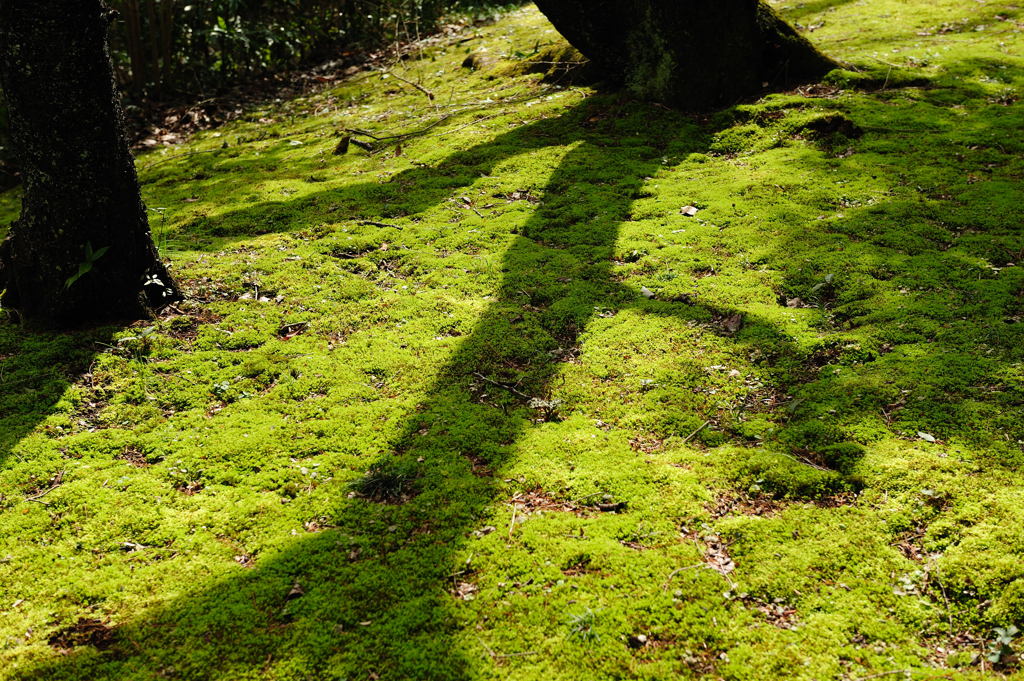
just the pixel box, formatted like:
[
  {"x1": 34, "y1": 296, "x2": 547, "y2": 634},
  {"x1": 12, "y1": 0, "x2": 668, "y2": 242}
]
[
  {"x1": 12, "y1": 60, "x2": 1024, "y2": 679},
  {"x1": 16, "y1": 95, "x2": 718, "y2": 680}
]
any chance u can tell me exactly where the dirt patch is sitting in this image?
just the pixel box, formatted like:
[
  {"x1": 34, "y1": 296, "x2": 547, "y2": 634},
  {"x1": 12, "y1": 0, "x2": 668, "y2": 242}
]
[
  {"x1": 709, "y1": 492, "x2": 788, "y2": 519},
  {"x1": 177, "y1": 278, "x2": 244, "y2": 304},
  {"x1": 629, "y1": 436, "x2": 665, "y2": 453},
  {"x1": 450, "y1": 581, "x2": 478, "y2": 601},
  {"x1": 681, "y1": 648, "x2": 721, "y2": 675},
  {"x1": 176, "y1": 481, "x2": 205, "y2": 495},
  {"x1": 158, "y1": 303, "x2": 225, "y2": 341},
  {"x1": 791, "y1": 83, "x2": 841, "y2": 98},
  {"x1": 509, "y1": 488, "x2": 592, "y2": 517},
  {"x1": 500, "y1": 189, "x2": 541, "y2": 203},
  {"x1": 682, "y1": 527, "x2": 736, "y2": 580},
  {"x1": 701, "y1": 534, "x2": 735, "y2": 578},
  {"x1": 921, "y1": 631, "x2": 991, "y2": 670},
  {"x1": 464, "y1": 453, "x2": 493, "y2": 478},
  {"x1": 549, "y1": 344, "x2": 581, "y2": 364},
  {"x1": 893, "y1": 524, "x2": 928, "y2": 562},
  {"x1": 118, "y1": 446, "x2": 151, "y2": 468},
  {"x1": 740, "y1": 595, "x2": 800, "y2": 630},
  {"x1": 48, "y1": 618, "x2": 116, "y2": 652},
  {"x1": 709, "y1": 490, "x2": 858, "y2": 520},
  {"x1": 797, "y1": 114, "x2": 864, "y2": 141},
  {"x1": 125, "y1": 19, "x2": 486, "y2": 149}
]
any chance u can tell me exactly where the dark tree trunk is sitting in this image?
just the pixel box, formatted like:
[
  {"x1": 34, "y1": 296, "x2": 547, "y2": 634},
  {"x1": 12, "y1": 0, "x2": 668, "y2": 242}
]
[
  {"x1": 532, "y1": 0, "x2": 839, "y2": 110},
  {"x1": 0, "y1": 0, "x2": 180, "y2": 328}
]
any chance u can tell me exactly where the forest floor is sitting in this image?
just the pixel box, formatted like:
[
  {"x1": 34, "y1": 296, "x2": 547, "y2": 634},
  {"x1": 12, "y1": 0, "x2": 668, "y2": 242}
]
[{"x1": 2, "y1": 1, "x2": 1024, "y2": 680}]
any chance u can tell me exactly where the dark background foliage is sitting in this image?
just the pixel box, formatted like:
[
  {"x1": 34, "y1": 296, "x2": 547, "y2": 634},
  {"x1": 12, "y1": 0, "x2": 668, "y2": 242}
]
[
  {"x1": 107, "y1": 0, "x2": 517, "y2": 96},
  {"x1": 0, "y1": 0, "x2": 521, "y2": 188}
]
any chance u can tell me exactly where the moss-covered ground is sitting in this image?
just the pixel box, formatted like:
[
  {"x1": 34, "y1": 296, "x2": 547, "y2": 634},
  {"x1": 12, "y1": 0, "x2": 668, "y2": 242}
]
[{"x1": 2, "y1": 1, "x2": 1024, "y2": 679}]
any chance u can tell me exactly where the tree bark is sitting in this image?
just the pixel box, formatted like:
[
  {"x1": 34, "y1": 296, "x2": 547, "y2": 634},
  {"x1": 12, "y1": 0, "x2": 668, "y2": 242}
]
[
  {"x1": 532, "y1": 0, "x2": 839, "y2": 110},
  {"x1": 0, "y1": 0, "x2": 180, "y2": 328}
]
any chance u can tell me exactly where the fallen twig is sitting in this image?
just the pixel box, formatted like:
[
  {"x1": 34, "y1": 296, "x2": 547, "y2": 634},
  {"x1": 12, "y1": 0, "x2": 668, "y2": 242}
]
[
  {"x1": 662, "y1": 564, "x2": 705, "y2": 590},
  {"x1": 473, "y1": 372, "x2": 532, "y2": 401},
  {"x1": 277, "y1": 321, "x2": 309, "y2": 339},
  {"x1": 458, "y1": 197, "x2": 484, "y2": 218},
  {"x1": 343, "y1": 111, "x2": 456, "y2": 147},
  {"x1": 477, "y1": 635, "x2": 497, "y2": 661},
  {"x1": 508, "y1": 503, "x2": 518, "y2": 539},
  {"x1": 24, "y1": 469, "x2": 66, "y2": 504},
  {"x1": 681, "y1": 420, "x2": 712, "y2": 445},
  {"x1": 869, "y1": 56, "x2": 903, "y2": 69},
  {"x1": 359, "y1": 220, "x2": 403, "y2": 230},
  {"x1": 778, "y1": 451, "x2": 832, "y2": 472},
  {"x1": 380, "y1": 69, "x2": 435, "y2": 102},
  {"x1": 350, "y1": 138, "x2": 375, "y2": 152}
]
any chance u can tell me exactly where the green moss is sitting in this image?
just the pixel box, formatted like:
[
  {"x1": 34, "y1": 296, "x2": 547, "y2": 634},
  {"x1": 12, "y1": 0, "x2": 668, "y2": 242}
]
[
  {"x1": 492, "y1": 41, "x2": 595, "y2": 85},
  {"x1": 1, "y1": 1, "x2": 1023, "y2": 680}
]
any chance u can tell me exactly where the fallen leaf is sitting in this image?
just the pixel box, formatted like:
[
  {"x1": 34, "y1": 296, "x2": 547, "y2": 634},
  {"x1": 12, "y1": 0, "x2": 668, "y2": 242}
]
[
  {"x1": 702, "y1": 533, "x2": 735, "y2": 576},
  {"x1": 722, "y1": 313, "x2": 744, "y2": 334},
  {"x1": 640, "y1": 286, "x2": 656, "y2": 299},
  {"x1": 917, "y1": 431, "x2": 937, "y2": 443},
  {"x1": 681, "y1": 205, "x2": 700, "y2": 217},
  {"x1": 451, "y1": 582, "x2": 478, "y2": 600}
]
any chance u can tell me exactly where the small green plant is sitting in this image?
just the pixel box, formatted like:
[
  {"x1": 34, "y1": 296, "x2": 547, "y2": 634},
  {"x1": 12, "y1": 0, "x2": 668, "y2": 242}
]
[
  {"x1": 116, "y1": 326, "x2": 157, "y2": 361},
  {"x1": 527, "y1": 397, "x2": 562, "y2": 422},
  {"x1": 986, "y1": 625, "x2": 1019, "y2": 667},
  {"x1": 567, "y1": 608, "x2": 599, "y2": 644},
  {"x1": 211, "y1": 380, "x2": 232, "y2": 400},
  {"x1": 349, "y1": 460, "x2": 419, "y2": 503},
  {"x1": 616, "y1": 522, "x2": 663, "y2": 547},
  {"x1": 165, "y1": 465, "x2": 204, "y2": 495},
  {"x1": 150, "y1": 207, "x2": 168, "y2": 254},
  {"x1": 64, "y1": 242, "x2": 109, "y2": 289},
  {"x1": 808, "y1": 272, "x2": 836, "y2": 308}
]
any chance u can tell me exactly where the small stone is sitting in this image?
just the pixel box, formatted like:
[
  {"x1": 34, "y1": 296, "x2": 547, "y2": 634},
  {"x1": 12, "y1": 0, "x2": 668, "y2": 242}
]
[{"x1": 627, "y1": 634, "x2": 649, "y2": 649}]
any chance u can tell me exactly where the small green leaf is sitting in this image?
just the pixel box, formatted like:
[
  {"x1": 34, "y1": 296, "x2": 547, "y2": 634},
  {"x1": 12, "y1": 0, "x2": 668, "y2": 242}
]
[{"x1": 65, "y1": 262, "x2": 92, "y2": 289}]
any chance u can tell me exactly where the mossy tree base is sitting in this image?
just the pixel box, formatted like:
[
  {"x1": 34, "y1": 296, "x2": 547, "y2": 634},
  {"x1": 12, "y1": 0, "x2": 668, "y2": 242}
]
[
  {"x1": 0, "y1": 0, "x2": 179, "y2": 328},
  {"x1": 533, "y1": 0, "x2": 839, "y2": 109}
]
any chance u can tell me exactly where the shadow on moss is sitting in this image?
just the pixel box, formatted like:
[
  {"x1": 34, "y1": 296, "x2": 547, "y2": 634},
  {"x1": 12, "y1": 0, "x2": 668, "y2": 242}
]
[{"x1": 7, "y1": 47, "x2": 1024, "y2": 681}]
